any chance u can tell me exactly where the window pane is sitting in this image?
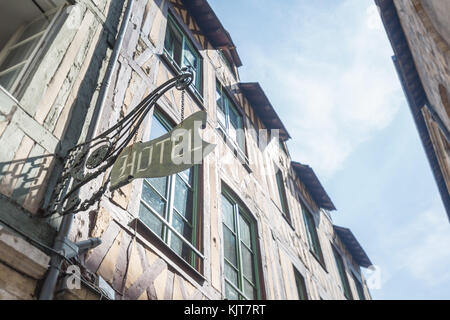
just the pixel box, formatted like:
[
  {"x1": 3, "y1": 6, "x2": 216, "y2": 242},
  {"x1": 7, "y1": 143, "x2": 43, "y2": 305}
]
[
  {"x1": 224, "y1": 262, "x2": 238, "y2": 287},
  {"x1": 174, "y1": 175, "x2": 193, "y2": 222},
  {"x1": 295, "y1": 271, "x2": 308, "y2": 300},
  {"x1": 222, "y1": 196, "x2": 235, "y2": 231},
  {"x1": 225, "y1": 282, "x2": 239, "y2": 300},
  {"x1": 239, "y1": 215, "x2": 252, "y2": 248},
  {"x1": 0, "y1": 39, "x2": 37, "y2": 71},
  {"x1": 18, "y1": 17, "x2": 50, "y2": 42},
  {"x1": 164, "y1": 24, "x2": 182, "y2": 66},
  {"x1": 223, "y1": 226, "x2": 237, "y2": 266},
  {"x1": 150, "y1": 113, "x2": 170, "y2": 140},
  {"x1": 183, "y1": 41, "x2": 201, "y2": 91},
  {"x1": 352, "y1": 274, "x2": 365, "y2": 300},
  {"x1": 183, "y1": 43, "x2": 197, "y2": 69},
  {"x1": 0, "y1": 65, "x2": 23, "y2": 91},
  {"x1": 141, "y1": 182, "x2": 166, "y2": 216},
  {"x1": 179, "y1": 168, "x2": 193, "y2": 186},
  {"x1": 229, "y1": 104, "x2": 241, "y2": 130},
  {"x1": 146, "y1": 176, "x2": 167, "y2": 197},
  {"x1": 139, "y1": 203, "x2": 163, "y2": 237},
  {"x1": 216, "y1": 88, "x2": 226, "y2": 127},
  {"x1": 172, "y1": 211, "x2": 192, "y2": 241},
  {"x1": 333, "y1": 247, "x2": 353, "y2": 299},
  {"x1": 241, "y1": 245, "x2": 255, "y2": 283},
  {"x1": 243, "y1": 280, "x2": 255, "y2": 300},
  {"x1": 276, "y1": 171, "x2": 289, "y2": 215},
  {"x1": 169, "y1": 232, "x2": 191, "y2": 262}
]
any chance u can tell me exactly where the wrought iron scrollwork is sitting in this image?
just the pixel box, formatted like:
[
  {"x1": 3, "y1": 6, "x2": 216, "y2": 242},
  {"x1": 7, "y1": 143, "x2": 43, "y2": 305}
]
[{"x1": 44, "y1": 69, "x2": 193, "y2": 217}]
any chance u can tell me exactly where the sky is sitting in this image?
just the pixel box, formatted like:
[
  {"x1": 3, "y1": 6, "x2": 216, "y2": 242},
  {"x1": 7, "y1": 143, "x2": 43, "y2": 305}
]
[{"x1": 209, "y1": 0, "x2": 450, "y2": 300}]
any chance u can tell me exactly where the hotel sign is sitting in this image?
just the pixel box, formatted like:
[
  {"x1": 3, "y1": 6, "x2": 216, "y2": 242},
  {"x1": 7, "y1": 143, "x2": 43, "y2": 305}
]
[{"x1": 110, "y1": 111, "x2": 215, "y2": 190}]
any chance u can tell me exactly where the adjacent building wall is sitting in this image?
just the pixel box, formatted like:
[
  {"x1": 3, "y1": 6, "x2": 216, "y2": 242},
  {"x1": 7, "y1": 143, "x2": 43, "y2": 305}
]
[{"x1": 385, "y1": 0, "x2": 450, "y2": 218}]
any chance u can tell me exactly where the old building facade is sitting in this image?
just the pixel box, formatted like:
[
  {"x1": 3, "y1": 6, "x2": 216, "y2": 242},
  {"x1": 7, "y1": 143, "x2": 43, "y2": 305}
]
[
  {"x1": 376, "y1": 0, "x2": 450, "y2": 221},
  {"x1": 0, "y1": 0, "x2": 372, "y2": 300}
]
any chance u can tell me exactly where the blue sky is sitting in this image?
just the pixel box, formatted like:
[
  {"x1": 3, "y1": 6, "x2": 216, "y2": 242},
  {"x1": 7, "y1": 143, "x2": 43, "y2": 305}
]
[{"x1": 209, "y1": 0, "x2": 450, "y2": 299}]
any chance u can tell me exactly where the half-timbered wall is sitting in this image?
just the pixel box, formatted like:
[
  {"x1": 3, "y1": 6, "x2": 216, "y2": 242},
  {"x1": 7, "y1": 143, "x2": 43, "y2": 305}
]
[{"x1": 0, "y1": 0, "x2": 371, "y2": 300}]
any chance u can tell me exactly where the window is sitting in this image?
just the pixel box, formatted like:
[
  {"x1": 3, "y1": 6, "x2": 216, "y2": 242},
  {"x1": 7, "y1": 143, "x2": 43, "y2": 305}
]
[
  {"x1": 294, "y1": 268, "x2": 308, "y2": 300},
  {"x1": 301, "y1": 202, "x2": 325, "y2": 266},
  {"x1": 351, "y1": 272, "x2": 366, "y2": 300},
  {"x1": 332, "y1": 246, "x2": 353, "y2": 300},
  {"x1": 163, "y1": 13, "x2": 202, "y2": 96},
  {"x1": 0, "y1": 1, "x2": 64, "y2": 96},
  {"x1": 222, "y1": 190, "x2": 261, "y2": 300},
  {"x1": 216, "y1": 82, "x2": 246, "y2": 153},
  {"x1": 275, "y1": 168, "x2": 290, "y2": 221},
  {"x1": 139, "y1": 110, "x2": 202, "y2": 271},
  {"x1": 218, "y1": 49, "x2": 234, "y2": 77}
]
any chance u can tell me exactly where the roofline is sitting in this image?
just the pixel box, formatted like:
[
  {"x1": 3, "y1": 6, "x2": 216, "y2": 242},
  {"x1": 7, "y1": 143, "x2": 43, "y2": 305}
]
[
  {"x1": 291, "y1": 161, "x2": 336, "y2": 211},
  {"x1": 375, "y1": 0, "x2": 450, "y2": 220},
  {"x1": 333, "y1": 225, "x2": 373, "y2": 269},
  {"x1": 239, "y1": 82, "x2": 291, "y2": 141},
  {"x1": 183, "y1": 0, "x2": 243, "y2": 67}
]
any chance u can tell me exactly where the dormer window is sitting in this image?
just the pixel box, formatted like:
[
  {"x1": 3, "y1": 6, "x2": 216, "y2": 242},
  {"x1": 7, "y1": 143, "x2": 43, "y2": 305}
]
[{"x1": 163, "y1": 14, "x2": 203, "y2": 97}]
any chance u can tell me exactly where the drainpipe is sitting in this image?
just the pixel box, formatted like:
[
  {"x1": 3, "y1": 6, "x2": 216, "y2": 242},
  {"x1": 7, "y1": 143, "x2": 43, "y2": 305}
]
[{"x1": 39, "y1": 0, "x2": 134, "y2": 300}]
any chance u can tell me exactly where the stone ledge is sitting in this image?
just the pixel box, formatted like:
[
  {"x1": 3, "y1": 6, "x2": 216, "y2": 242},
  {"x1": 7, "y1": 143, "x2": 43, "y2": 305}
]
[{"x1": 0, "y1": 225, "x2": 50, "y2": 280}]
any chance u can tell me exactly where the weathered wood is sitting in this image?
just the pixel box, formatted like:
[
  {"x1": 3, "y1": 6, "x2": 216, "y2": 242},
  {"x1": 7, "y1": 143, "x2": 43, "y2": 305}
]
[
  {"x1": 123, "y1": 258, "x2": 166, "y2": 300},
  {"x1": 85, "y1": 221, "x2": 121, "y2": 273}
]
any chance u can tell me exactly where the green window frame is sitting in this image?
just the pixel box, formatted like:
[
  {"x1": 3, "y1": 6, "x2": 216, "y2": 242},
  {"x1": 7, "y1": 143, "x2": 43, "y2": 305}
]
[
  {"x1": 138, "y1": 110, "x2": 202, "y2": 271},
  {"x1": 221, "y1": 190, "x2": 261, "y2": 300},
  {"x1": 275, "y1": 168, "x2": 291, "y2": 221},
  {"x1": 351, "y1": 272, "x2": 366, "y2": 300},
  {"x1": 301, "y1": 202, "x2": 325, "y2": 266},
  {"x1": 163, "y1": 13, "x2": 203, "y2": 97},
  {"x1": 216, "y1": 82, "x2": 246, "y2": 153},
  {"x1": 332, "y1": 246, "x2": 353, "y2": 300},
  {"x1": 294, "y1": 268, "x2": 308, "y2": 300}
]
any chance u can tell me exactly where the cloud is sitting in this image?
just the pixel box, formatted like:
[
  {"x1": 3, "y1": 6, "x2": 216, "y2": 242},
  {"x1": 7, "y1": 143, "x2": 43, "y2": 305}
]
[
  {"x1": 366, "y1": 4, "x2": 383, "y2": 30},
  {"x1": 392, "y1": 203, "x2": 450, "y2": 286},
  {"x1": 239, "y1": 1, "x2": 401, "y2": 178}
]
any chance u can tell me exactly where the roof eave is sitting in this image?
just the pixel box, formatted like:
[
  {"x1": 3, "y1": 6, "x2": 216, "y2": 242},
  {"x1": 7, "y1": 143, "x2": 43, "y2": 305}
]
[
  {"x1": 183, "y1": 0, "x2": 243, "y2": 67},
  {"x1": 239, "y1": 82, "x2": 291, "y2": 141},
  {"x1": 291, "y1": 161, "x2": 336, "y2": 211},
  {"x1": 333, "y1": 225, "x2": 373, "y2": 268}
]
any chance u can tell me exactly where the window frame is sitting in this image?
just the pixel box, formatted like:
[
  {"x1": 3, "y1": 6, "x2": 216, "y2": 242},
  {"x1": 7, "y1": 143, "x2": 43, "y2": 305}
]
[
  {"x1": 138, "y1": 109, "x2": 203, "y2": 272},
  {"x1": 274, "y1": 167, "x2": 291, "y2": 222},
  {"x1": 221, "y1": 189, "x2": 262, "y2": 300},
  {"x1": 216, "y1": 81, "x2": 247, "y2": 156},
  {"x1": 293, "y1": 268, "x2": 308, "y2": 300},
  {"x1": 163, "y1": 13, "x2": 203, "y2": 99},
  {"x1": 351, "y1": 271, "x2": 366, "y2": 300},
  {"x1": 331, "y1": 244, "x2": 353, "y2": 300},
  {"x1": 218, "y1": 49, "x2": 235, "y2": 78},
  {"x1": 0, "y1": 5, "x2": 63, "y2": 98},
  {"x1": 301, "y1": 201, "x2": 326, "y2": 268}
]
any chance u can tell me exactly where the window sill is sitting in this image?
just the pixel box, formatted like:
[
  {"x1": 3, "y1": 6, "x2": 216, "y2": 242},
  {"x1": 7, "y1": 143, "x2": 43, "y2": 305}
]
[
  {"x1": 215, "y1": 125, "x2": 251, "y2": 173},
  {"x1": 159, "y1": 52, "x2": 205, "y2": 109},
  {"x1": 309, "y1": 249, "x2": 328, "y2": 273},
  {"x1": 128, "y1": 218, "x2": 206, "y2": 285}
]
